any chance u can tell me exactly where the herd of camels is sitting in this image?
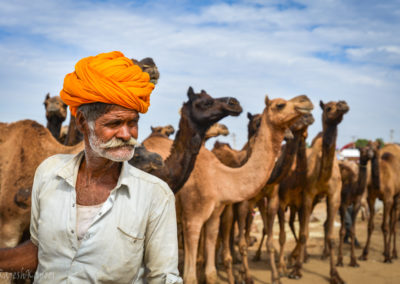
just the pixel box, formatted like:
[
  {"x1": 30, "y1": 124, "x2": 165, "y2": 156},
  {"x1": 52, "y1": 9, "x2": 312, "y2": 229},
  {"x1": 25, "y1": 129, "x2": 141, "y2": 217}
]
[{"x1": 0, "y1": 58, "x2": 400, "y2": 284}]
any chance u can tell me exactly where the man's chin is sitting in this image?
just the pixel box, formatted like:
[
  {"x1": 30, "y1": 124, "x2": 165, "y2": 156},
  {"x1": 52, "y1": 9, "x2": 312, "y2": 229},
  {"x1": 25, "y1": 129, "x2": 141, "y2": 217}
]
[{"x1": 99, "y1": 147, "x2": 135, "y2": 162}]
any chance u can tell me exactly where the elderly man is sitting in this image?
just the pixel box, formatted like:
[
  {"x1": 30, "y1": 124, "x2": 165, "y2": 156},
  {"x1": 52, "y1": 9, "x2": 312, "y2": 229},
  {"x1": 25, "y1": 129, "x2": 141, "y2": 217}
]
[{"x1": 0, "y1": 51, "x2": 182, "y2": 283}]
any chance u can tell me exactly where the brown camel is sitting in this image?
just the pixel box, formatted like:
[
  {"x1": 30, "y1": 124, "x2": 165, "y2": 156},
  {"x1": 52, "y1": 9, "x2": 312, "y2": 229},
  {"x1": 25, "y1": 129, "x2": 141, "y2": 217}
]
[
  {"x1": 286, "y1": 100, "x2": 349, "y2": 284},
  {"x1": 359, "y1": 141, "x2": 400, "y2": 263},
  {"x1": 150, "y1": 124, "x2": 175, "y2": 137},
  {"x1": 336, "y1": 141, "x2": 373, "y2": 267},
  {"x1": 142, "y1": 87, "x2": 242, "y2": 194},
  {"x1": 43, "y1": 93, "x2": 68, "y2": 142},
  {"x1": 176, "y1": 95, "x2": 313, "y2": 284}
]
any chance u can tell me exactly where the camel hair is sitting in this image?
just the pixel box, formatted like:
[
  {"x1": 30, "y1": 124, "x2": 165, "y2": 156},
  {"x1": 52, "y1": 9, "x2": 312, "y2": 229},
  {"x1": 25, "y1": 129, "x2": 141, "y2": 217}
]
[
  {"x1": 283, "y1": 100, "x2": 349, "y2": 284},
  {"x1": 176, "y1": 94, "x2": 313, "y2": 284},
  {"x1": 359, "y1": 141, "x2": 400, "y2": 263},
  {"x1": 142, "y1": 87, "x2": 242, "y2": 194},
  {"x1": 63, "y1": 57, "x2": 160, "y2": 146},
  {"x1": 335, "y1": 141, "x2": 373, "y2": 268},
  {"x1": 43, "y1": 93, "x2": 68, "y2": 143}
]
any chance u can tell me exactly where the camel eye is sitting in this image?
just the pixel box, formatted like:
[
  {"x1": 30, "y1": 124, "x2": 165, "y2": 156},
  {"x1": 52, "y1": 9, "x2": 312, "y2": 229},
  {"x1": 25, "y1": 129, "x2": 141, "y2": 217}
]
[
  {"x1": 276, "y1": 103, "x2": 286, "y2": 110},
  {"x1": 326, "y1": 107, "x2": 332, "y2": 112}
]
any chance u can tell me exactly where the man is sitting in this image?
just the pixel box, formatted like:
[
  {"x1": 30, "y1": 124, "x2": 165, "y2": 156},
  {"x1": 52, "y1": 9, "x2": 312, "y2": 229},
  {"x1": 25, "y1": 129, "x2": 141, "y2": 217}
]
[{"x1": 0, "y1": 51, "x2": 182, "y2": 283}]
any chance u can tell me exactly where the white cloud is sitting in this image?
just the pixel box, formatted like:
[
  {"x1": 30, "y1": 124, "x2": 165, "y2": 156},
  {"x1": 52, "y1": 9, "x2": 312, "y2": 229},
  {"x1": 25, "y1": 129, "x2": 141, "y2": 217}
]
[{"x1": 0, "y1": 0, "x2": 399, "y2": 147}]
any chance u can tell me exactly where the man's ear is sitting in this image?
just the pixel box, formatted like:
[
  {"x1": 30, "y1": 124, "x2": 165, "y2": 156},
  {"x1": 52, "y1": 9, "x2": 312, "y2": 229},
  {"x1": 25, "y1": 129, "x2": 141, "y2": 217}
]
[{"x1": 75, "y1": 111, "x2": 88, "y2": 134}]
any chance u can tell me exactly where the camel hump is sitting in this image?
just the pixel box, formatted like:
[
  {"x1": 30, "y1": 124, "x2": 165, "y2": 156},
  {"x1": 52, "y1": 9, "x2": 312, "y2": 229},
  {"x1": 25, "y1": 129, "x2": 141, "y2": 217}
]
[
  {"x1": 310, "y1": 132, "x2": 323, "y2": 146},
  {"x1": 381, "y1": 152, "x2": 395, "y2": 162}
]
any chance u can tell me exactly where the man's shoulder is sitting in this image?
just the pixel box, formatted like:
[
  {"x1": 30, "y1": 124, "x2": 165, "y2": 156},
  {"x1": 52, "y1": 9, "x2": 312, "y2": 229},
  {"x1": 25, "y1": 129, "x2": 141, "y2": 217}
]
[
  {"x1": 124, "y1": 163, "x2": 173, "y2": 198},
  {"x1": 35, "y1": 153, "x2": 78, "y2": 178}
]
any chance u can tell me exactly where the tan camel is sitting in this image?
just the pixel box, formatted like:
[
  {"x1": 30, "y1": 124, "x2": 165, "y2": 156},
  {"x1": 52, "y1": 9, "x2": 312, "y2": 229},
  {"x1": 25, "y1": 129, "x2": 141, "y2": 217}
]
[
  {"x1": 336, "y1": 141, "x2": 373, "y2": 267},
  {"x1": 176, "y1": 95, "x2": 313, "y2": 284},
  {"x1": 286, "y1": 100, "x2": 349, "y2": 284},
  {"x1": 150, "y1": 124, "x2": 175, "y2": 138},
  {"x1": 359, "y1": 141, "x2": 400, "y2": 262},
  {"x1": 43, "y1": 93, "x2": 68, "y2": 142},
  {"x1": 204, "y1": 123, "x2": 229, "y2": 141}
]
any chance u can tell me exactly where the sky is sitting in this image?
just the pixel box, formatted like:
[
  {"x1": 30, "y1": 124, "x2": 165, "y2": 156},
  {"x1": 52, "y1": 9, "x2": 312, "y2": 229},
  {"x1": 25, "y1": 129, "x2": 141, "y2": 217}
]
[{"x1": 0, "y1": 0, "x2": 399, "y2": 149}]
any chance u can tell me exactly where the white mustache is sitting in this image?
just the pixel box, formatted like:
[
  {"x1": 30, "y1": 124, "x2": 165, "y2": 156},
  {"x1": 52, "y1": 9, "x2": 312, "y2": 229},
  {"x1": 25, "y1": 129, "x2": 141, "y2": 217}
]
[{"x1": 99, "y1": 137, "x2": 139, "y2": 149}]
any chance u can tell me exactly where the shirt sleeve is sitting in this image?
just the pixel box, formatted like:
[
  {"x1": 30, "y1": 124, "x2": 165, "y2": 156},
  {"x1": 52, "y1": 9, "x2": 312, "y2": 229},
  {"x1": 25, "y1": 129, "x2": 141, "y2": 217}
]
[
  {"x1": 143, "y1": 189, "x2": 182, "y2": 284},
  {"x1": 30, "y1": 163, "x2": 43, "y2": 247}
]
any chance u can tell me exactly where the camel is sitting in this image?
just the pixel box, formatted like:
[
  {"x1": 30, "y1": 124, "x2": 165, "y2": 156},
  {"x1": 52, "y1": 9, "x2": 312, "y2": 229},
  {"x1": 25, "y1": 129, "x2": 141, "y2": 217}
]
[
  {"x1": 336, "y1": 141, "x2": 373, "y2": 267},
  {"x1": 176, "y1": 94, "x2": 313, "y2": 284},
  {"x1": 359, "y1": 141, "x2": 400, "y2": 263},
  {"x1": 204, "y1": 123, "x2": 229, "y2": 141},
  {"x1": 285, "y1": 100, "x2": 349, "y2": 284},
  {"x1": 43, "y1": 93, "x2": 68, "y2": 142},
  {"x1": 63, "y1": 57, "x2": 160, "y2": 146},
  {"x1": 150, "y1": 125, "x2": 175, "y2": 138}
]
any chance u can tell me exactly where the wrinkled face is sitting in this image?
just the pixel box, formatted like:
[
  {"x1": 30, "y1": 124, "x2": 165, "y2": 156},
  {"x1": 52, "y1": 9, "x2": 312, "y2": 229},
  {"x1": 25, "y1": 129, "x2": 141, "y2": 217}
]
[
  {"x1": 320, "y1": 100, "x2": 349, "y2": 125},
  {"x1": 87, "y1": 105, "x2": 140, "y2": 162},
  {"x1": 266, "y1": 95, "x2": 313, "y2": 128},
  {"x1": 44, "y1": 95, "x2": 68, "y2": 120}
]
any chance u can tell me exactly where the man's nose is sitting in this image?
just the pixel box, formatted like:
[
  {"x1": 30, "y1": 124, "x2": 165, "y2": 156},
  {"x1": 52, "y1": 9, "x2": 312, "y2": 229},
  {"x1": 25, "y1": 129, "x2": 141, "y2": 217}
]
[{"x1": 116, "y1": 125, "x2": 132, "y2": 141}]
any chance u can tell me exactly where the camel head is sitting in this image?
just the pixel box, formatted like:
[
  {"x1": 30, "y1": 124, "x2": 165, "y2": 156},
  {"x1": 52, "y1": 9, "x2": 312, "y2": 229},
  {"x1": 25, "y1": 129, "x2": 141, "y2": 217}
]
[
  {"x1": 247, "y1": 112, "x2": 261, "y2": 140},
  {"x1": 129, "y1": 144, "x2": 164, "y2": 172},
  {"x1": 213, "y1": 140, "x2": 232, "y2": 150},
  {"x1": 290, "y1": 113, "x2": 315, "y2": 134},
  {"x1": 44, "y1": 93, "x2": 68, "y2": 122},
  {"x1": 319, "y1": 100, "x2": 349, "y2": 125},
  {"x1": 205, "y1": 123, "x2": 229, "y2": 140},
  {"x1": 183, "y1": 87, "x2": 242, "y2": 131},
  {"x1": 264, "y1": 95, "x2": 314, "y2": 129},
  {"x1": 150, "y1": 124, "x2": 175, "y2": 137},
  {"x1": 132, "y1": 57, "x2": 160, "y2": 85}
]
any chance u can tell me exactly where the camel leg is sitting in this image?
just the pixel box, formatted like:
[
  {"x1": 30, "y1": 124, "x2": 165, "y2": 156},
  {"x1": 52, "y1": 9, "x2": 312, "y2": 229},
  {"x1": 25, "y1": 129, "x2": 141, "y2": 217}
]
[
  {"x1": 391, "y1": 197, "x2": 399, "y2": 259},
  {"x1": 183, "y1": 219, "x2": 203, "y2": 284},
  {"x1": 359, "y1": 195, "x2": 376, "y2": 261},
  {"x1": 349, "y1": 201, "x2": 361, "y2": 267},
  {"x1": 277, "y1": 207, "x2": 288, "y2": 277},
  {"x1": 235, "y1": 201, "x2": 253, "y2": 284},
  {"x1": 321, "y1": 198, "x2": 330, "y2": 260},
  {"x1": 219, "y1": 204, "x2": 235, "y2": 284},
  {"x1": 382, "y1": 197, "x2": 393, "y2": 263},
  {"x1": 204, "y1": 206, "x2": 225, "y2": 284},
  {"x1": 265, "y1": 194, "x2": 281, "y2": 284},
  {"x1": 326, "y1": 193, "x2": 345, "y2": 284},
  {"x1": 253, "y1": 198, "x2": 267, "y2": 262},
  {"x1": 288, "y1": 194, "x2": 313, "y2": 280},
  {"x1": 336, "y1": 205, "x2": 346, "y2": 267},
  {"x1": 289, "y1": 207, "x2": 298, "y2": 242}
]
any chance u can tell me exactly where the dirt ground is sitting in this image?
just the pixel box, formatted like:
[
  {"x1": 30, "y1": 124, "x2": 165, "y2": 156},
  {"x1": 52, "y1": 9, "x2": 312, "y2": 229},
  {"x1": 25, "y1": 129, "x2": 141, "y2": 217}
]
[{"x1": 217, "y1": 202, "x2": 400, "y2": 284}]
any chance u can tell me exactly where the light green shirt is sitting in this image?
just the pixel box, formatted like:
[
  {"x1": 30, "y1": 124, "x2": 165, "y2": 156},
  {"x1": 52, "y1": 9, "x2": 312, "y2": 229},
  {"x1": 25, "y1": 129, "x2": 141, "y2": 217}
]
[{"x1": 30, "y1": 152, "x2": 182, "y2": 284}]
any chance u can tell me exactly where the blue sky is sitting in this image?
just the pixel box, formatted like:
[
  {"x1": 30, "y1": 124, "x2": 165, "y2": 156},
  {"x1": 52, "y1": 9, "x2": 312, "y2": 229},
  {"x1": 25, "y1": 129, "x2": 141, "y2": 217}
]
[{"x1": 0, "y1": 0, "x2": 399, "y2": 149}]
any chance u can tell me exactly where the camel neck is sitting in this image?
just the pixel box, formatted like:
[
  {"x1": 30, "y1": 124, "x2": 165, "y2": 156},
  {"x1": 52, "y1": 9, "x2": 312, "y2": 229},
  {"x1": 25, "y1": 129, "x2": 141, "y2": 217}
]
[
  {"x1": 267, "y1": 131, "x2": 302, "y2": 185},
  {"x1": 152, "y1": 108, "x2": 205, "y2": 193},
  {"x1": 319, "y1": 123, "x2": 338, "y2": 182},
  {"x1": 218, "y1": 109, "x2": 285, "y2": 203},
  {"x1": 357, "y1": 158, "x2": 369, "y2": 196},
  {"x1": 370, "y1": 153, "x2": 380, "y2": 190},
  {"x1": 47, "y1": 116, "x2": 63, "y2": 140}
]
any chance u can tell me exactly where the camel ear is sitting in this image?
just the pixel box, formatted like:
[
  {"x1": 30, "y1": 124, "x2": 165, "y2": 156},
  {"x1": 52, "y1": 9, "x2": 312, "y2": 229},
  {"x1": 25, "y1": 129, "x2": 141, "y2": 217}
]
[
  {"x1": 264, "y1": 96, "x2": 270, "y2": 107},
  {"x1": 320, "y1": 100, "x2": 325, "y2": 110},
  {"x1": 187, "y1": 87, "x2": 196, "y2": 102},
  {"x1": 45, "y1": 93, "x2": 50, "y2": 100},
  {"x1": 247, "y1": 112, "x2": 253, "y2": 120},
  {"x1": 151, "y1": 126, "x2": 155, "y2": 132}
]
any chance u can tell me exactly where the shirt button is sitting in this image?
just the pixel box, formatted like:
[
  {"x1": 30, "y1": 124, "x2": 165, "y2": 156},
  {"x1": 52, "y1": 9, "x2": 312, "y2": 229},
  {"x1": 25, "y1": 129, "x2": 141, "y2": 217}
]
[
  {"x1": 72, "y1": 203, "x2": 75, "y2": 207},
  {"x1": 98, "y1": 212, "x2": 102, "y2": 216},
  {"x1": 71, "y1": 230, "x2": 74, "y2": 234}
]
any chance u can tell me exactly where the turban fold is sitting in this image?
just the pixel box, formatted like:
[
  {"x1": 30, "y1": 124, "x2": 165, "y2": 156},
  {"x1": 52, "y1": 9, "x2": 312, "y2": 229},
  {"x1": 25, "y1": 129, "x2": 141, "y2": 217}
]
[{"x1": 60, "y1": 51, "x2": 155, "y2": 116}]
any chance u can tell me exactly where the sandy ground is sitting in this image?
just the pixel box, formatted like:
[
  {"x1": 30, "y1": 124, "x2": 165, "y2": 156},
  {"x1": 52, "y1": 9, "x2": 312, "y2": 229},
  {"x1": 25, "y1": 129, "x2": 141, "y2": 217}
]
[{"x1": 216, "y1": 202, "x2": 400, "y2": 284}]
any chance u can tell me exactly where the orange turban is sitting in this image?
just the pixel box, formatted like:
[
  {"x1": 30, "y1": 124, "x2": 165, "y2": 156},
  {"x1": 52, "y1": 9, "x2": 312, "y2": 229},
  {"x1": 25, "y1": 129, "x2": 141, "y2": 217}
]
[{"x1": 60, "y1": 51, "x2": 155, "y2": 116}]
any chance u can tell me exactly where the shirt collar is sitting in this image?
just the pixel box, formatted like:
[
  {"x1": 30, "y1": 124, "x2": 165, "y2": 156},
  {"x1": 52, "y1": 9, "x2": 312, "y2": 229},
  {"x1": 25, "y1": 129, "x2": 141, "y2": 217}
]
[{"x1": 57, "y1": 151, "x2": 131, "y2": 197}]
